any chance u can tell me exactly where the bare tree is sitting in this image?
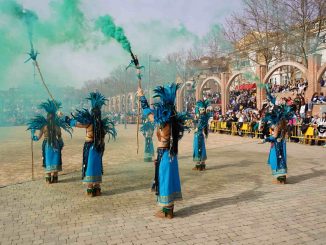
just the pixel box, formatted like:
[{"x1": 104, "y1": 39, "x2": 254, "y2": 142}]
[
  {"x1": 225, "y1": 0, "x2": 326, "y2": 68},
  {"x1": 224, "y1": 0, "x2": 281, "y2": 69},
  {"x1": 275, "y1": 0, "x2": 326, "y2": 65}
]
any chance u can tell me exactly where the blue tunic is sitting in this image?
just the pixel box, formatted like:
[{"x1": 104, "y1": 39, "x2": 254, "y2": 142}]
[
  {"x1": 267, "y1": 138, "x2": 287, "y2": 177},
  {"x1": 144, "y1": 137, "x2": 154, "y2": 161},
  {"x1": 193, "y1": 115, "x2": 209, "y2": 162},
  {"x1": 193, "y1": 131, "x2": 207, "y2": 162},
  {"x1": 157, "y1": 149, "x2": 182, "y2": 206},
  {"x1": 83, "y1": 145, "x2": 103, "y2": 183},
  {"x1": 44, "y1": 140, "x2": 62, "y2": 173}
]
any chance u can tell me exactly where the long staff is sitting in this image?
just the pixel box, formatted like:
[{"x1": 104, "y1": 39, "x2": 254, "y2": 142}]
[
  {"x1": 31, "y1": 139, "x2": 34, "y2": 180},
  {"x1": 127, "y1": 51, "x2": 144, "y2": 154}
]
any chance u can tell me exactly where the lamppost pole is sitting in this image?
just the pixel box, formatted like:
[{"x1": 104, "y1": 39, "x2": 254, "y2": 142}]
[
  {"x1": 124, "y1": 69, "x2": 127, "y2": 129},
  {"x1": 148, "y1": 55, "x2": 160, "y2": 100}
]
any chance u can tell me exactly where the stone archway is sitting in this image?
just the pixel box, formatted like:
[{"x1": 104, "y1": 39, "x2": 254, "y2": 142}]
[
  {"x1": 263, "y1": 61, "x2": 308, "y2": 84},
  {"x1": 197, "y1": 76, "x2": 222, "y2": 100},
  {"x1": 107, "y1": 97, "x2": 112, "y2": 111},
  {"x1": 115, "y1": 96, "x2": 120, "y2": 112},
  {"x1": 127, "y1": 93, "x2": 134, "y2": 113},
  {"x1": 196, "y1": 76, "x2": 223, "y2": 113},
  {"x1": 176, "y1": 81, "x2": 195, "y2": 112},
  {"x1": 111, "y1": 98, "x2": 114, "y2": 112},
  {"x1": 226, "y1": 72, "x2": 243, "y2": 92},
  {"x1": 317, "y1": 63, "x2": 326, "y2": 86},
  {"x1": 225, "y1": 72, "x2": 243, "y2": 113},
  {"x1": 121, "y1": 95, "x2": 126, "y2": 113}
]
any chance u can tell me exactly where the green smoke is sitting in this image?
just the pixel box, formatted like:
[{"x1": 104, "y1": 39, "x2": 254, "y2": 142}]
[
  {"x1": 95, "y1": 15, "x2": 131, "y2": 52},
  {"x1": 0, "y1": 0, "x2": 90, "y2": 89},
  {"x1": 0, "y1": 0, "x2": 38, "y2": 45},
  {"x1": 39, "y1": 0, "x2": 88, "y2": 45}
]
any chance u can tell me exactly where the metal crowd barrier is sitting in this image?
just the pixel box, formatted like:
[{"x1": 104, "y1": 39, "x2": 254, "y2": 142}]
[
  {"x1": 209, "y1": 120, "x2": 326, "y2": 144},
  {"x1": 289, "y1": 125, "x2": 326, "y2": 144}
]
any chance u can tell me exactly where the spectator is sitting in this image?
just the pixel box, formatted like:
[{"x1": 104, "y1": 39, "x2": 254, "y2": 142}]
[{"x1": 316, "y1": 112, "x2": 326, "y2": 146}]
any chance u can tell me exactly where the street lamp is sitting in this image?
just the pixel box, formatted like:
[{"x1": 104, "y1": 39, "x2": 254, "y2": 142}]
[
  {"x1": 148, "y1": 55, "x2": 160, "y2": 98},
  {"x1": 124, "y1": 69, "x2": 127, "y2": 129}
]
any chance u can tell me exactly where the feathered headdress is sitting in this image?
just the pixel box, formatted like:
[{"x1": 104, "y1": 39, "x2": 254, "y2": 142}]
[
  {"x1": 140, "y1": 121, "x2": 155, "y2": 136},
  {"x1": 87, "y1": 92, "x2": 107, "y2": 109},
  {"x1": 263, "y1": 85, "x2": 294, "y2": 125},
  {"x1": 195, "y1": 99, "x2": 210, "y2": 114},
  {"x1": 153, "y1": 83, "x2": 180, "y2": 106},
  {"x1": 102, "y1": 117, "x2": 117, "y2": 141},
  {"x1": 27, "y1": 100, "x2": 72, "y2": 136},
  {"x1": 262, "y1": 104, "x2": 294, "y2": 125},
  {"x1": 265, "y1": 84, "x2": 276, "y2": 105},
  {"x1": 152, "y1": 83, "x2": 180, "y2": 126},
  {"x1": 39, "y1": 99, "x2": 61, "y2": 114}
]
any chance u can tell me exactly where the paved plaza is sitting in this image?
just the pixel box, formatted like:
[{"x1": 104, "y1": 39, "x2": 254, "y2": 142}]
[{"x1": 0, "y1": 125, "x2": 325, "y2": 245}]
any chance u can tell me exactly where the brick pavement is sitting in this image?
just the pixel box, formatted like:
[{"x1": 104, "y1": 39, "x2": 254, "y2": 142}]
[{"x1": 0, "y1": 126, "x2": 325, "y2": 244}]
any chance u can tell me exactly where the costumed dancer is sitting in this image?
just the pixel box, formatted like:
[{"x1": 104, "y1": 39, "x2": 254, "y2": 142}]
[
  {"x1": 261, "y1": 86, "x2": 294, "y2": 184},
  {"x1": 27, "y1": 100, "x2": 72, "y2": 184},
  {"x1": 140, "y1": 119, "x2": 155, "y2": 162},
  {"x1": 192, "y1": 99, "x2": 211, "y2": 171},
  {"x1": 66, "y1": 92, "x2": 117, "y2": 196},
  {"x1": 138, "y1": 83, "x2": 189, "y2": 219}
]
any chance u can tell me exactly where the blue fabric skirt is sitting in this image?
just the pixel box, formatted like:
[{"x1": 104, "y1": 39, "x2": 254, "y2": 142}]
[
  {"x1": 44, "y1": 141, "x2": 62, "y2": 173},
  {"x1": 267, "y1": 140, "x2": 287, "y2": 177},
  {"x1": 144, "y1": 137, "x2": 154, "y2": 161},
  {"x1": 193, "y1": 132, "x2": 207, "y2": 162},
  {"x1": 157, "y1": 149, "x2": 182, "y2": 207},
  {"x1": 83, "y1": 145, "x2": 103, "y2": 183}
]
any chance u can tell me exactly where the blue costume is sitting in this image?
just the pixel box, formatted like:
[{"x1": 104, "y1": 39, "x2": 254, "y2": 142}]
[
  {"x1": 192, "y1": 100, "x2": 211, "y2": 171},
  {"x1": 139, "y1": 83, "x2": 189, "y2": 218},
  {"x1": 140, "y1": 120, "x2": 155, "y2": 162},
  {"x1": 67, "y1": 92, "x2": 117, "y2": 196},
  {"x1": 27, "y1": 100, "x2": 72, "y2": 183},
  {"x1": 263, "y1": 85, "x2": 294, "y2": 184}
]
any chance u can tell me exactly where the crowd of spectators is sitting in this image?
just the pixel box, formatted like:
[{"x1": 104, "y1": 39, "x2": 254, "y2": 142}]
[
  {"x1": 183, "y1": 95, "x2": 196, "y2": 114},
  {"x1": 210, "y1": 91, "x2": 326, "y2": 146},
  {"x1": 228, "y1": 89, "x2": 257, "y2": 112},
  {"x1": 203, "y1": 91, "x2": 221, "y2": 104},
  {"x1": 269, "y1": 78, "x2": 308, "y2": 94},
  {"x1": 0, "y1": 86, "x2": 87, "y2": 127}
]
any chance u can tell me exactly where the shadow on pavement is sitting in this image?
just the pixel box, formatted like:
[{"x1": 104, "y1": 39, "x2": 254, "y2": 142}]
[
  {"x1": 175, "y1": 187, "x2": 266, "y2": 218},
  {"x1": 101, "y1": 183, "x2": 151, "y2": 196},
  {"x1": 205, "y1": 159, "x2": 253, "y2": 171},
  {"x1": 176, "y1": 175, "x2": 264, "y2": 218},
  {"x1": 287, "y1": 168, "x2": 326, "y2": 184}
]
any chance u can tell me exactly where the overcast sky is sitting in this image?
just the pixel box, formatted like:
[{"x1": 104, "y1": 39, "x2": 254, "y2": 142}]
[{"x1": 3, "y1": 0, "x2": 243, "y2": 89}]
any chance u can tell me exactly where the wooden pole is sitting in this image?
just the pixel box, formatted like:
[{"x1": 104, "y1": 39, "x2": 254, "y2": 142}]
[
  {"x1": 137, "y1": 70, "x2": 141, "y2": 154},
  {"x1": 34, "y1": 61, "x2": 59, "y2": 111},
  {"x1": 31, "y1": 139, "x2": 34, "y2": 181}
]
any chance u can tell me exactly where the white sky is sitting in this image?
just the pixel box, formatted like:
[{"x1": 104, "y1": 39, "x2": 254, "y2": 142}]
[{"x1": 5, "y1": 0, "x2": 243, "y2": 89}]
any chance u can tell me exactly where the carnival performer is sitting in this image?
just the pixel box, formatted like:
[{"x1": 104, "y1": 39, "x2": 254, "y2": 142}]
[
  {"x1": 192, "y1": 99, "x2": 211, "y2": 171},
  {"x1": 27, "y1": 100, "x2": 72, "y2": 184},
  {"x1": 140, "y1": 119, "x2": 155, "y2": 162},
  {"x1": 137, "y1": 83, "x2": 189, "y2": 219},
  {"x1": 261, "y1": 86, "x2": 294, "y2": 184},
  {"x1": 66, "y1": 92, "x2": 117, "y2": 196}
]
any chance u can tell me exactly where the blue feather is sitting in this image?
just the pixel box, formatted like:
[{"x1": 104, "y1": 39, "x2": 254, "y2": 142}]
[
  {"x1": 56, "y1": 117, "x2": 73, "y2": 137},
  {"x1": 27, "y1": 115, "x2": 47, "y2": 130},
  {"x1": 87, "y1": 92, "x2": 107, "y2": 109},
  {"x1": 175, "y1": 112, "x2": 192, "y2": 140},
  {"x1": 152, "y1": 82, "x2": 180, "y2": 126},
  {"x1": 140, "y1": 121, "x2": 155, "y2": 136},
  {"x1": 263, "y1": 104, "x2": 294, "y2": 125},
  {"x1": 72, "y1": 108, "x2": 92, "y2": 125},
  {"x1": 27, "y1": 99, "x2": 73, "y2": 137},
  {"x1": 102, "y1": 117, "x2": 117, "y2": 141},
  {"x1": 265, "y1": 84, "x2": 276, "y2": 105},
  {"x1": 39, "y1": 99, "x2": 62, "y2": 114}
]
